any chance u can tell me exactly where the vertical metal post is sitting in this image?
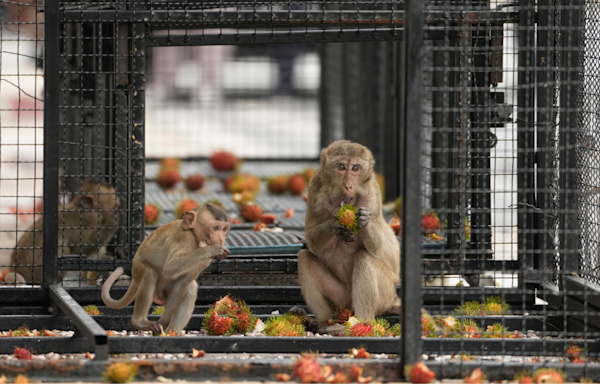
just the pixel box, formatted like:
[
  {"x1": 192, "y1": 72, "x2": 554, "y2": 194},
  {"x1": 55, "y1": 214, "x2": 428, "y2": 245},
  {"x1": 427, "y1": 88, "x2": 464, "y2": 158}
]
[
  {"x1": 319, "y1": 43, "x2": 344, "y2": 148},
  {"x1": 400, "y1": 0, "x2": 423, "y2": 370},
  {"x1": 43, "y1": 0, "x2": 60, "y2": 288},
  {"x1": 535, "y1": 0, "x2": 555, "y2": 282},
  {"x1": 517, "y1": 0, "x2": 536, "y2": 288},
  {"x1": 559, "y1": 0, "x2": 582, "y2": 276}
]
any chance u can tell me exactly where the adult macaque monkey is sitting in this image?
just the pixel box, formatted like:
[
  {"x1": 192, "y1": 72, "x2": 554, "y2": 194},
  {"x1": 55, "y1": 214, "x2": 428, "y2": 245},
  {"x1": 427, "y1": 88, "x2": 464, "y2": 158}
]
[
  {"x1": 5, "y1": 179, "x2": 120, "y2": 285},
  {"x1": 297, "y1": 140, "x2": 401, "y2": 331},
  {"x1": 102, "y1": 203, "x2": 230, "y2": 333}
]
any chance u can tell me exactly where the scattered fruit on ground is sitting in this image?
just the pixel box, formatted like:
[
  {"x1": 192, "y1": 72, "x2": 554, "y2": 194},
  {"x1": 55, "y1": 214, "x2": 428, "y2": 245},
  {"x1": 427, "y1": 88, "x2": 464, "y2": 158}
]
[
  {"x1": 427, "y1": 233, "x2": 443, "y2": 241},
  {"x1": 260, "y1": 214, "x2": 276, "y2": 224},
  {"x1": 388, "y1": 323, "x2": 401, "y2": 337},
  {"x1": 532, "y1": 368, "x2": 565, "y2": 384},
  {"x1": 0, "y1": 269, "x2": 8, "y2": 282},
  {"x1": 276, "y1": 373, "x2": 291, "y2": 382},
  {"x1": 232, "y1": 190, "x2": 256, "y2": 205},
  {"x1": 407, "y1": 362, "x2": 435, "y2": 384},
  {"x1": 174, "y1": 199, "x2": 199, "y2": 219},
  {"x1": 421, "y1": 212, "x2": 441, "y2": 233},
  {"x1": 253, "y1": 223, "x2": 267, "y2": 232},
  {"x1": 567, "y1": 343, "x2": 584, "y2": 363},
  {"x1": 160, "y1": 157, "x2": 180, "y2": 170},
  {"x1": 349, "y1": 347, "x2": 371, "y2": 359},
  {"x1": 335, "y1": 204, "x2": 359, "y2": 232},
  {"x1": 222, "y1": 176, "x2": 235, "y2": 191},
  {"x1": 185, "y1": 174, "x2": 205, "y2": 191},
  {"x1": 103, "y1": 362, "x2": 138, "y2": 383},
  {"x1": 350, "y1": 366, "x2": 373, "y2": 383},
  {"x1": 389, "y1": 217, "x2": 401, "y2": 236},
  {"x1": 13, "y1": 375, "x2": 29, "y2": 384},
  {"x1": 454, "y1": 300, "x2": 484, "y2": 316},
  {"x1": 268, "y1": 176, "x2": 289, "y2": 194},
  {"x1": 14, "y1": 347, "x2": 32, "y2": 360},
  {"x1": 145, "y1": 203, "x2": 161, "y2": 225},
  {"x1": 514, "y1": 371, "x2": 533, "y2": 384},
  {"x1": 287, "y1": 174, "x2": 307, "y2": 195},
  {"x1": 192, "y1": 348, "x2": 205, "y2": 358},
  {"x1": 240, "y1": 203, "x2": 263, "y2": 222},
  {"x1": 84, "y1": 304, "x2": 102, "y2": 315},
  {"x1": 302, "y1": 168, "x2": 315, "y2": 183},
  {"x1": 302, "y1": 194, "x2": 308, "y2": 202},
  {"x1": 464, "y1": 368, "x2": 486, "y2": 384},
  {"x1": 284, "y1": 209, "x2": 295, "y2": 218},
  {"x1": 156, "y1": 168, "x2": 181, "y2": 189},
  {"x1": 0, "y1": 374, "x2": 6, "y2": 383},
  {"x1": 210, "y1": 151, "x2": 239, "y2": 172},
  {"x1": 483, "y1": 296, "x2": 511, "y2": 315},
  {"x1": 292, "y1": 354, "x2": 329, "y2": 383},
  {"x1": 229, "y1": 174, "x2": 260, "y2": 194}
]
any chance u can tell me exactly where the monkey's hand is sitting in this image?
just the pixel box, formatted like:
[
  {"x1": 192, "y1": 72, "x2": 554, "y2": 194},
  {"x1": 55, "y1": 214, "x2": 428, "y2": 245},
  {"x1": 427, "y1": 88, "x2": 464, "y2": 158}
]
[
  {"x1": 210, "y1": 244, "x2": 230, "y2": 260},
  {"x1": 357, "y1": 207, "x2": 372, "y2": 229},
  {"x1": 334, "y1": 222, "x2": 355, "y2": 242}
]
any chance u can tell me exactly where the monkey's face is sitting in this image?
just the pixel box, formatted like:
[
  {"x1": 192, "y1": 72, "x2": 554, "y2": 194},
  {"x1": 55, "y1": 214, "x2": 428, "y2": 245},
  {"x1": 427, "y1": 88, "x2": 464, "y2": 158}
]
[
  {"x1": 330, "y1": 156, "x2": 368, "y2": 203},
  {"x1": 205, "y1": 220, "x2": 230, "y2": 245}
]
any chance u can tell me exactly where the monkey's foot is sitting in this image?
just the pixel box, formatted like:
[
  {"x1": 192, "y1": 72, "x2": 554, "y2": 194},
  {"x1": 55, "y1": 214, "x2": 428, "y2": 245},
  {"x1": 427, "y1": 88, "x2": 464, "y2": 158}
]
[
  {"x1": 288, "y1": 307, "x2": 319, "y2": 333},
  {"x1": 135, "y1": 321, "x2": 163, "y2": 334},
  {"x1": 317, "y1": 323, "x2": 345, "y2": 335}
]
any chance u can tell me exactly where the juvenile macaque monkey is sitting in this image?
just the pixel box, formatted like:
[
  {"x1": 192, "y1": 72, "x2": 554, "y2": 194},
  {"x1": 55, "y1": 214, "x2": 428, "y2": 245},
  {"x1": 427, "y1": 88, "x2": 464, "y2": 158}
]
[
  {"x1": 5, "y1": 180, "x2": 120, "y2": 285},
  {"x1": 102, "y1": 203, "x2": 230, "y2": 333},
  {"x1": 297, "y1": 140, "x2": 401, "y2": 331}
]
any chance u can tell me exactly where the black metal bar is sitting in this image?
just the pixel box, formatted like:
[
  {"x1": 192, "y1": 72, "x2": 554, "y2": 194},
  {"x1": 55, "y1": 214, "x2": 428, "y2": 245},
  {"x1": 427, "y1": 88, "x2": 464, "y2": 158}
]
[
  {"x1": 534, "y1": 0, "x2": 555, "y2": 284},
  {"x1": 60, "y1": 9, "x2": 514, "y2": 26},
  {"x1": 1, "y1": 335, "x2": 599, "y2": 356},
  {"x1": 43, "y1": 0, "x2": 60, "y2": 289},
  {"x1": 319, "y1": 43, "x2": 345, "y2": 148},
  {"x1": 558, "y1": 0, "x2": 582, "y2": 277},
  {"x1": 146, "y1": 30, "x2": 405, "y2": 47},
  {"x1": 400, "y1": 0, "x2": 423, "y2": 370},
  {"x1": 48, "y1": 284, "x2": 108, "y2": 360},
  {"x1": 517, "y1": 0, "x2": 537, "y2": 288}
]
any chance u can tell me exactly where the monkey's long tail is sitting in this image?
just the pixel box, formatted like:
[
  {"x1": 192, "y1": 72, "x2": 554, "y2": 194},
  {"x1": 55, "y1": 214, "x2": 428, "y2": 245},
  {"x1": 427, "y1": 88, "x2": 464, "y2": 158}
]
[{"x1": 101, "y1": 267, "x2": 139, "y2": 309}]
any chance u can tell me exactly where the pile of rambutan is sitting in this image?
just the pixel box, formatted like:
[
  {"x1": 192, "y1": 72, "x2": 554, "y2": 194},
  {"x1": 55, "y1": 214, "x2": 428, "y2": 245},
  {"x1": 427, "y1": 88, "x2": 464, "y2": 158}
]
[
  {"x1": 202, "y1": 295, "x2": 257, "y2": 336},
  {"x1": 454, "y1": 296, "x2": 510, "y2": 316},
  {"x1": 344, "y1": 318, "x2": 390, "y2": 337},
  {"x1": 83, "y1": 304, "x2": 103, "y2": 315},
  {"x1": 264, "y1": 313, "x2": 306, "y2": 337}
]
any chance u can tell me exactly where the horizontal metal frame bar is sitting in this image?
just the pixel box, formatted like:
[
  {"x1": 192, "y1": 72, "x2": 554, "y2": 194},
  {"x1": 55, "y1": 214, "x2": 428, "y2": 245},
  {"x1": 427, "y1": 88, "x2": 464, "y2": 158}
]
[
  {"x1": 49, "y1": 284, "x2": 109, "y2": 360},
  {"x1": 56, "y1": 256, "x2": 520, "y2": 274},
  {"x1": 1, "y1": 335, "x2": 598, "y2": 355},
  {"x1": 48, "y1": 286, "x2": 536, "y2": 306},
  {"x1": 59, "y1": 9, "x2": 513, "y2": 25}
]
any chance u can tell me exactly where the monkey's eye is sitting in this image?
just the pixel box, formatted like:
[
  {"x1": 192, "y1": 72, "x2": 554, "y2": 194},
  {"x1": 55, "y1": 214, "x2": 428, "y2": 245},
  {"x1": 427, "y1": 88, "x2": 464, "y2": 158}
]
[
  {"x1": 352, "y1": 165, "x2": 360, "y2": 172},
  {"x1": 213, "y1": 225, "x2": 220, "y2": 231},
  {"x1": 337, "y1": 164, "x2": 346, "y2": 171}
]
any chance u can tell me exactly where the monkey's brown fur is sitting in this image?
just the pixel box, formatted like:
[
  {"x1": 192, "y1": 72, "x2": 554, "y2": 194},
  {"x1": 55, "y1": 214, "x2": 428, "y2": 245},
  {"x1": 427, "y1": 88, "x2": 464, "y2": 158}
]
[
  {"x1": 5, "y1": 180, "x2": 120, "y2": 285},
  {"x1": 102, "y1": 203, "x2": 230, "y2": 333},
  {"x1": 298, "y1": 140, "x2": 400, "y2": 326}
]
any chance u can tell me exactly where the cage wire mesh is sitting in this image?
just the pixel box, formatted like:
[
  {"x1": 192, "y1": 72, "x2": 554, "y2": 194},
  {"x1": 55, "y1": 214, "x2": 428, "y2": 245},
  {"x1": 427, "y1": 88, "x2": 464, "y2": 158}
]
[
  {"x1": 419, "y1": 0, "x2": 600, "y2": 371},
  {"x1": 0, "y1": 0, "x2": 45, "y2": 283},
  {"x1": 4, "y1": 0, "x2": 600, "y2": 376}
]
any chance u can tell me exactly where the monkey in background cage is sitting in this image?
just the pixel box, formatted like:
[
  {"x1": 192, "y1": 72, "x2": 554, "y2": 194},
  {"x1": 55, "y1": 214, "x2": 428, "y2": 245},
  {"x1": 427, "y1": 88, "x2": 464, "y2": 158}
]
[{"x1": 4, "y1": 179, "x2": 119, "y2": 285}]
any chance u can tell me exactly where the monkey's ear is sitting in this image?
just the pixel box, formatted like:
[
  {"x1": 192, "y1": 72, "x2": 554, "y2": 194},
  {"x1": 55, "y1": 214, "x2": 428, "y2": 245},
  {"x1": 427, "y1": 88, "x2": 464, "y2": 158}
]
[
  {"x1": 182, "y1": 211, "x2": 197, "y2": 230},
  {"x1": 80, "y1": 196, "x2": 97, "y2": 210}
]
